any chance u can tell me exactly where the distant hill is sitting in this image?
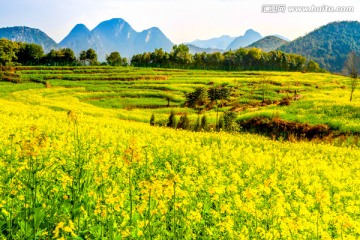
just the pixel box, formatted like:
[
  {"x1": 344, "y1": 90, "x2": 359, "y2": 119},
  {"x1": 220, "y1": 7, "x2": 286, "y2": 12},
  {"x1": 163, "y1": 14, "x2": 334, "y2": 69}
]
[
  {"x1": 58, "y1": 24, "x2": 92, "y2": 54},
  {"x1": 279, "y1": 21, "x2": 360, "y2": 72},
  {"x1": 188, "y1": 35, "x2": 235, "y2": 50},
  {"x1": 247, "y1": 36, "x2": 288, "y2": 52},
  {"x1": 0, "y1": 26, "x2": 57, "y2": 52},
  {"x1": 226, "y1": 29, "x2": 262, "y2": 50},
  {"x1": 273, "y1": 34, "x2": 290, "y2": 41},
  {"x1": 60, "y1": 18, "x2": 173, "y2": 61},
  {"x1": 187, "y1": 44, "x2": 224, "y2": 54}
]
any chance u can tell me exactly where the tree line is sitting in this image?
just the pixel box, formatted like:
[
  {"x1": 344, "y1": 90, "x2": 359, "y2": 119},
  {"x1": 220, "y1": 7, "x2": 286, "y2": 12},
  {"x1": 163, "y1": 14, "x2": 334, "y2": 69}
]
[
  {"x1": 0, "y1": 38, "x2": 127, "y2": 67},
  {"x1": 131, "y1": 44, "x2": 324, "y2": 72},
  {"x1": 1, "y1": 38, "x2": 323, "y2": 72}
]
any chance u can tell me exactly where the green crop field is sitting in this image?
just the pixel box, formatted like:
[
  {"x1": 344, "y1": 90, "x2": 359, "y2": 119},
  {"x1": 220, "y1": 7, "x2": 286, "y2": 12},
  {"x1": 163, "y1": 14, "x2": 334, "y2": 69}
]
[
  {"x1": 1, "y1": 66, "x2": 360, "y2": 239},
  {"x1": 5, "y1": 66, "x2": 360, "y2": 135}
]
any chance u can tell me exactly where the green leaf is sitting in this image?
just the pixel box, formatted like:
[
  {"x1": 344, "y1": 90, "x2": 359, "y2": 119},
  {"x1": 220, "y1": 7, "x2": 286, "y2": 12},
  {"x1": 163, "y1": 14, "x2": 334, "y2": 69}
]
[
  {"x1": 34, "y1": 207, "x2": 45, "y2": 229},
  {"x1": 0, "y1": 220, "x2": 7, "y2": 232},
  {"x1": 19, "y1": 220, "x2": 33, "y2": 238}
]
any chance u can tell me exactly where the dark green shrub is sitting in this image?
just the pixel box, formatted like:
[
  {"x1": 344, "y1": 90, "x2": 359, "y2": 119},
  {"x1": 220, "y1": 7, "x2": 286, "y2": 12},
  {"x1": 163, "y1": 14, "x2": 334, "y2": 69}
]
[
  {"x1": 150, "y1": 114, "x2": 155, "y2": 126},
  {"x1": 223, "y1": 111, "x2": 239, "y2": 132},
  {"x1": 167, "y1": 110, "x2": 177, "y2": 128},
  {"x1": 185, "y1": 87, "x2": 208, "y2": 107},
  {"x1": 217, "y1": 116, "x2": 225, "y2": 131},
  {"x1": 201, "y1": 115, "x2": 208, "y2": 131},
  {"x1": 177, "y1": 113, "x2": 190, "y2": 130},
  {"x1": 194, "y1": 115, "x2": 201, "y2": 132},
  {"x1": 208, "y1": 84, "x2": 231, "y2": 102}
]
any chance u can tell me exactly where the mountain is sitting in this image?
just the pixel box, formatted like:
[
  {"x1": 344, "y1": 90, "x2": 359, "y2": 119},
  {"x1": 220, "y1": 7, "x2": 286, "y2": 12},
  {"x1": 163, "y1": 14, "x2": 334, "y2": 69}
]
[
  {"x1": 186, "y1": 44, "x2": 224, "y2": 54},
  {"x1": 226, "y1": 29, "x2": 262, "y2": 50},
  {"x1": 188, "y1": 35, "x2": 235, "y2": 50},
  {"x1": 273, "y1": 34, "x2": 290, "y2": 41},
  {"x1": 60, "y1": 18, "x2": 173, "y2": 61},
  {"x1": 134, "y1": 27, "x2": 173, "y2": 54},
  {"x1": 246, "y1": 35, "x2": 288, "y2": 52},
  {"x1": 59, "y1": 24, "x2": 92, "y2": 54},
  {"x1": 278, "y1": 21, "x2": 360, "y2": 72},
  {"x1": 0, "y1": 26, "x2": 57, "y2": 52}
]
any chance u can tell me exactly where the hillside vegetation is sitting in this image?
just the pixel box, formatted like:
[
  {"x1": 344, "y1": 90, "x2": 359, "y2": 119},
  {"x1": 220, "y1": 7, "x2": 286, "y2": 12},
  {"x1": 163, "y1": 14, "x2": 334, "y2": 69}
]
[
  {"x1": 247, "y1": 36, "x2": 288, "y2": 52},
  {"x1": 279, "y1": 21, "x2": 360, "y2": 72}
]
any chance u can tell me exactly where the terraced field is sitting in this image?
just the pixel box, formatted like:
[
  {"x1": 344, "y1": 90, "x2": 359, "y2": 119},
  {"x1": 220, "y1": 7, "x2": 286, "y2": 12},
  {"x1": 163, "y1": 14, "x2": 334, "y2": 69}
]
[
  {"x1": 1, "y1": 66, "x2": 360, "y2": 239},
  {"x1": 5, "y1": 66, "x2": 360, "y2": 135}
]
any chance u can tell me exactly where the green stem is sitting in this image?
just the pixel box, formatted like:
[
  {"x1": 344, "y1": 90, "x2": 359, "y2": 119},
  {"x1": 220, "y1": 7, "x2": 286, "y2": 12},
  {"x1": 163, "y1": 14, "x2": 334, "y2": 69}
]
[
  {"x1": 129, "y1": 153, "x2": 133, "y2": 225},
  {"x1": 148, "y1": 189, "x2": 152, "y2": 239},
  {"x1": 129, "y1": 168, "x2": 132, "y2": 225},
  {"x1": 173, "y1": 183, "x2": 176, "y2": 238}
]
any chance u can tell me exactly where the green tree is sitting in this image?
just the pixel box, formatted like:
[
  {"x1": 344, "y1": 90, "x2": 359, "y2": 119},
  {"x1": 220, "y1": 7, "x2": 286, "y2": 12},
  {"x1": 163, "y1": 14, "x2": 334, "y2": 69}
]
[
  {"x1": 151, "y1": 48, "x2": 168, "y2": 67},
  {"x1": 150, "y1": 114, "x2": 155, "y2": 126},
  {"x1": 201, "y1": 115, "x2": 208, "y2": 131},
  {"x1": 206, "y1": 52, "x2": 224, "y2": 70},
  {"x1": 208, "y1": 84, "x2": 231, "y2": 103},
  {"x1": 17, "y1": 43, "x2": 44, "y2": 65},
  {"x1": 194, "y1": 115, "x2": 201, "y2": 132},
  {"x1": 217, "y1": 116, "x2": 225, "y2": 131},
  {"x1": 106, "y1": 51, "x2": 127, "y2": 66},
  {"x1": 167, "y1": 110, "x2": 177, "y2": 128},
  {"x1": 223, "y1": 50, "x2": 236, "y2": 70},
  {"x1": 43, "y1": 48, "x2": 76, "y2": 66},
  {"x1": 62, "y1": 48, "x2": 76, "y2": 65},
  {"x1": 185, "y1": 87, "x2": 208, "y2": 107},
  {"x1": 208, "y1": 84, "x2": 231, "y2": 129},
  {"x1": 170, "y1": 44, "x2": 192, "y2": 67},
  {"x1": 193, "y1": 52, "x2": 207, "y2": 69},
  {"x1": 79, "y1": 50, "x2": 87, "y2": 65},
  {"x1": 306, "y1": 60, "x2": 320, "y2": 72},
  {"x1": 177, "y1": 113, "x2": 190, "y2": 130},
  {"x1": 0, "y1": 38, "x2": 19, "y2": 66},
  {"x1": 86, "y1": 48, "x2": 98, "y2": 65},
  {"x1": 223, "y1": 111, "x2": 238, "y2": 132}
]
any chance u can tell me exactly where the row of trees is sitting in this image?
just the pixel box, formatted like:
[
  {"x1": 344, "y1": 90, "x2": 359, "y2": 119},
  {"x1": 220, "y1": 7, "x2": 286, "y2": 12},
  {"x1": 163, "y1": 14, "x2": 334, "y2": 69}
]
[
  {"x1": 0, "y1": 39, "x2": 77, "y2": 66},
  {"x1": 151, "y1": 110, "x2": 239, "y2": 132},
  {"x1": 1, "y1": 38, "x2": 322, "y2": 72},
  {"x1": 131, "y1": 44, "x2": 324, "y2": 72},
  {"x1": 0, "y1": 38, "x2": 128, "y2": 67}
]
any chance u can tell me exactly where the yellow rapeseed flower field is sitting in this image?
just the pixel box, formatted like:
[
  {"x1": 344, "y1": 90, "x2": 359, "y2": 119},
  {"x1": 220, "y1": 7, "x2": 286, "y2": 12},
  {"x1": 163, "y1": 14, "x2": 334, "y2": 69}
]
[
  {"x1": 0, "y1": 90, "x2": 360, "y2": 239},
  {"x1": 1, "y1": 67, "x2": 360, "y2": 239}
]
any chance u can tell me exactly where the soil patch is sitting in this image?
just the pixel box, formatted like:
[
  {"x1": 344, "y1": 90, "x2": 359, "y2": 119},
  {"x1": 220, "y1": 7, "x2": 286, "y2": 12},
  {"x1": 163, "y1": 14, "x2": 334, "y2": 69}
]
[{"x1": 238, "y1": 117, "x2": 334, "y2": 141}]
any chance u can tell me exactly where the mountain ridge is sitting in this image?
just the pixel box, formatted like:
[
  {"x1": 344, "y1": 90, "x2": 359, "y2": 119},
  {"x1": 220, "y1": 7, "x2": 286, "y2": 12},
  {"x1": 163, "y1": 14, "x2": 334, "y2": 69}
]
[
  {"x1": 278, "y1": 21, "x2": 360, "y2": 72},
  {"x1": 226, "y1": 29, "x2": 262, "y2": 50},
  {"x1": 188, "y1": 35, "x2": 235, "y2": 50},
  {"x1": 59, "y1": 18, "x2": 173, "y2": 61},
  {"x1": 1, "y1": 19, "x2": 359, "y2": 72},
  {"x1": 0, "y1": 26, "x2": 58, "y2": 53},
  {"x1": 247, "y1": 35, "x2": 288, "y2": 52}
]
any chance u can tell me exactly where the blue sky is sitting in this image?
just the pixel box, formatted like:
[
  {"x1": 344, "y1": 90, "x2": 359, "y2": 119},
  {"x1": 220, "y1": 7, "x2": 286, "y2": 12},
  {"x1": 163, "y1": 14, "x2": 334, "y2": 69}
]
[{"x1": 0, "y1": 0, "x2": 359, "y2": 43}]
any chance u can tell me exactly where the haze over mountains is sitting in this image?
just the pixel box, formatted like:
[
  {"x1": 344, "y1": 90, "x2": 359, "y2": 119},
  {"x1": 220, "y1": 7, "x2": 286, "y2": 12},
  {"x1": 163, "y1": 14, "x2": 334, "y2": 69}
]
[
  {"x1": 59, "y1": 18, "x2": 173, "y2": 61},
  {"x1": 188, "y1": 29, "x2": 265, "y2": 51},
  {"x1": 188, "y1": 35, "x2": 235, "y2": 50},
  {"x1": 0, "y1": 18, "x2": 282, "y2": 61},
  {"x1": 226, "y1": 29, "x2": 262, "y2": 50},
  {"x1": 0, "y1": 18, "x2": 359, "y2": 72}
]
